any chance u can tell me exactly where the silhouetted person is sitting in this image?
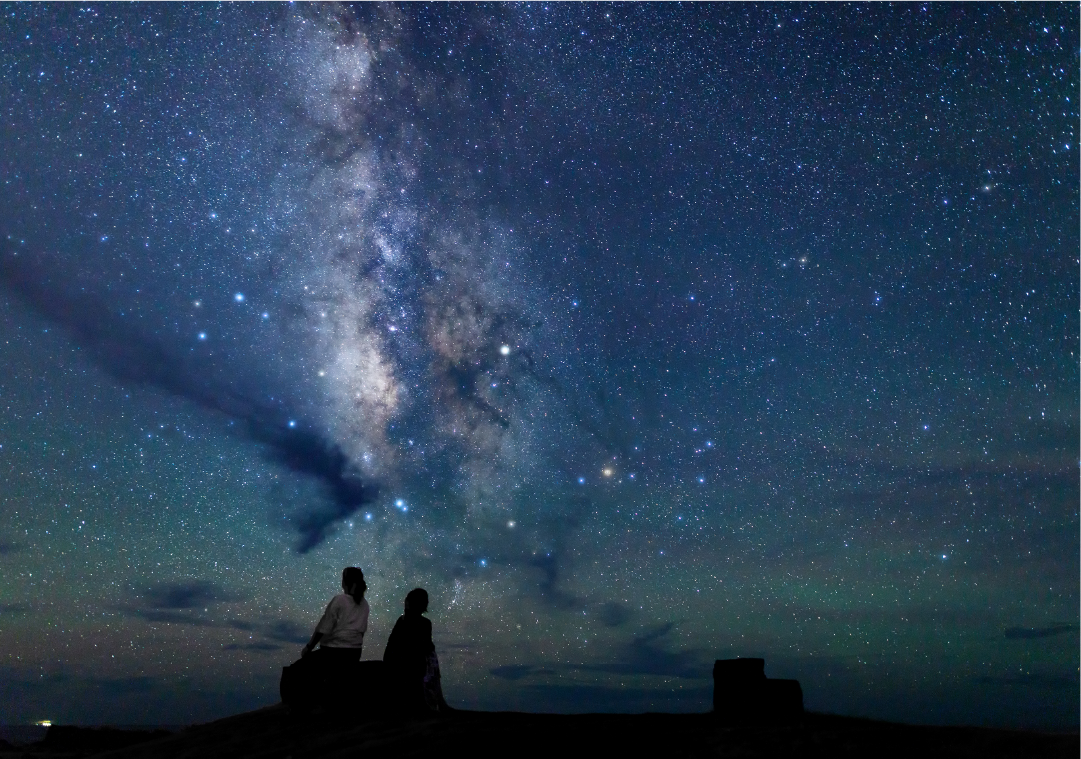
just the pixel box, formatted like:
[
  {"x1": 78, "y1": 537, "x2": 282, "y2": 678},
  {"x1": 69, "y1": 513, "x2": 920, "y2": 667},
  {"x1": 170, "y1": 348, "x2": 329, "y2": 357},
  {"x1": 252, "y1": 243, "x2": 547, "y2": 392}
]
[
  {"x1": 303, "y1": 566, "x2": 369, "y2": 662},
  {"x1": 302, "y1": 567, "x2": 369, "y2": 698},
  {"x1": 383, "y1": 588, "x2": 448, "y2": 713},
  {"x1": 281, "y1": 567, "x2": 374, "y2": 711}
]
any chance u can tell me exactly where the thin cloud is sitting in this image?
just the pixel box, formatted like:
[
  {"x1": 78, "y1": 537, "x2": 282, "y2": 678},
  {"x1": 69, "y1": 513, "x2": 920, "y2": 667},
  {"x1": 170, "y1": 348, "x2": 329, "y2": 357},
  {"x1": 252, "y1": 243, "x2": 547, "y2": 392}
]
[
  {"x1": 576, "y1": 623, "x2": 710, "y2": 680},
  {"x1": 223, "y1": 643, "x2": 281, "y2": 652},
  {"x1": 1004, "y1": 625, "x2": 1078, "y2": 640},
  {"x1": 141, "y1": 580, "x2": 240, "y2": 610}
]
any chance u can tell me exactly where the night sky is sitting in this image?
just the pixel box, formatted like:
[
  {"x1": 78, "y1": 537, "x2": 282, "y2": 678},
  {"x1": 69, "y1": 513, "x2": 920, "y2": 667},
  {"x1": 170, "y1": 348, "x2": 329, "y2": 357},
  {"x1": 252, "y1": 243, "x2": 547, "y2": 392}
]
[{"x1": 1, "y1": 3, "x2": 1077, "y2": 730}]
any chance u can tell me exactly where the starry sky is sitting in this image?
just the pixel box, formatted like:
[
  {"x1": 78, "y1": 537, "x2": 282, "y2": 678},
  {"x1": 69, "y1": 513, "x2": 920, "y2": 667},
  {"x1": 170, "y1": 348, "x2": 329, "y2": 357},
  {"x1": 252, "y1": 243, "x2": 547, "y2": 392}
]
[{"x1": 0, "y1": 2, "x2": 1077, "y2": 730}]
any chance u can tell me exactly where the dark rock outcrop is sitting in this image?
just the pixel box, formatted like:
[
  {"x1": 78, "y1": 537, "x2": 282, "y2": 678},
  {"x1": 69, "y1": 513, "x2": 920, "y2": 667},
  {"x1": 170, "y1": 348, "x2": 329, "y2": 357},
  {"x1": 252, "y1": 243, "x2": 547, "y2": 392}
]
[
  {"x1": 281, "y1": 658, "x2": 390, "y2": 713},
  {"x1": 64, "y1": 706, "x2": 1078, "y2": 759},
  {"x1": 713, "y1": 657, "x2": 803, "y2": 724},
  {"x1": 40, "y1": 725, "x2": 171, "y2": 753}
]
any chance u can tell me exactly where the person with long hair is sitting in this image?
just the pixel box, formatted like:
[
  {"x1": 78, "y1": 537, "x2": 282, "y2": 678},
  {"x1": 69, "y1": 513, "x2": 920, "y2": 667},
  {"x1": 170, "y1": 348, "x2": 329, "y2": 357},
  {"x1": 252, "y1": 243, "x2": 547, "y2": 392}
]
[
  {"x1": 302, "y1": 566, "x2": 369, "y2": 665},
  {"x1": 383, "y1": 587, "x2": 449, "y2": 713}
]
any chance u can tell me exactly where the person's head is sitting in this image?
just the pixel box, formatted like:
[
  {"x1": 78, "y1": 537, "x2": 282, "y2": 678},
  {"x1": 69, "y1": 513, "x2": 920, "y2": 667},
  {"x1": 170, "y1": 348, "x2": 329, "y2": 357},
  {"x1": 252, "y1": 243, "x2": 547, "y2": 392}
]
[
  {"x1": 404, "y1": 587, "x2": 428, "y2": 615},
  {"x1": 342, "y1": 567, "x2": 366, "y2": 601}
]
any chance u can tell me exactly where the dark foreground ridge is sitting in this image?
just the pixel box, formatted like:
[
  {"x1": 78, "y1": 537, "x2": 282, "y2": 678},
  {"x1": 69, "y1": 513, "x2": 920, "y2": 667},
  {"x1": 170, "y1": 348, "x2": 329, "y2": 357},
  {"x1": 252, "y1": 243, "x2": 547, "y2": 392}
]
[{"x1": 2, "y1": 707, "x2": 1076, "y2": 759}]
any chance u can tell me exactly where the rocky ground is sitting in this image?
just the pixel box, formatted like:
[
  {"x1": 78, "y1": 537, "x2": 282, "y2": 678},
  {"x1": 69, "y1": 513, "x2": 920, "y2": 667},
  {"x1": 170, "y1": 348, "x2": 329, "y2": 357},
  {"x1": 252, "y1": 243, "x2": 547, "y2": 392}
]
[{"x1": 1, "y1": 706, "x2": 1076, "y2": 759}]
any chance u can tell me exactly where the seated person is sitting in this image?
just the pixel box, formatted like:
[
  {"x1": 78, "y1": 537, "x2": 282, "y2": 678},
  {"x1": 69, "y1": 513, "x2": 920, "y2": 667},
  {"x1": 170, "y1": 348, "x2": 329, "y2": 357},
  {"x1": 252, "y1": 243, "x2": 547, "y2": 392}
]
[
  {"x1": 303, "y1": 566, "x2": 369, "y2": 663},
  {"x1": 281, "y1": 567, "x2": 371, "y2": 709},
  {"x1": 296, "y1": 567, "x2": 369, "y2": 707},
  {"x1": 383, "y1": 588, "x2": 448, "y2": 713}
]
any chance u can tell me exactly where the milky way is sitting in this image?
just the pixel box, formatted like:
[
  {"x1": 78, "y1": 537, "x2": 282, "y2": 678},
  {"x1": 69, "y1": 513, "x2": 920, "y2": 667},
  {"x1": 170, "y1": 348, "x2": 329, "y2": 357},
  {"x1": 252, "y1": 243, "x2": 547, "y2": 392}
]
[
  {"x1": 0, "y1": 3, "x2": 1076, "y2": 730},
  {"x1": 2, "y1": 5, "x2": 602, "y2": 560},
  {"x1": 252, "y1": 6, "x2": 602, "y2": 556}
]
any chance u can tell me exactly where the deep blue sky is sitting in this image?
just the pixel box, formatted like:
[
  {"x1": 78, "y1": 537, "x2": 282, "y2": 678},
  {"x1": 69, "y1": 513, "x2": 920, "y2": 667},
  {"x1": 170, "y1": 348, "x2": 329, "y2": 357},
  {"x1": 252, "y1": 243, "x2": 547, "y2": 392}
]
[{"x1": 0, "y1": 3, "x2": 1077, "y2": 729}]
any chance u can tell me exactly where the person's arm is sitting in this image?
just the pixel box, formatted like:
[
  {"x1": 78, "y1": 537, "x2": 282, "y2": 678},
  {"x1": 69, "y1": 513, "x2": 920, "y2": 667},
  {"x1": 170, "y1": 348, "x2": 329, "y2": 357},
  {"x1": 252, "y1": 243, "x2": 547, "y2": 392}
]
[
  {"x1": 301, "y1": 630, "x2": 323, "y2": 657},
  {"x1": 303, "y1": 596, "x2": 340, "y2": 657},
  {"x1": 423, "y1": 617, "x2": 434, "y2": 652},
  {"x1": 383, "y1": 616, "x2": 404, "y2": 663}
]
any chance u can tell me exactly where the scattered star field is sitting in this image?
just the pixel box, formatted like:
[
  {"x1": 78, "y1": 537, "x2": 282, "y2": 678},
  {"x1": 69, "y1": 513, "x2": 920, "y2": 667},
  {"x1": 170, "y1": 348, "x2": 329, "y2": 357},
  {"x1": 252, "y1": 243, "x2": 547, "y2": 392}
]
[{"x1": 0, "y1": 3, "x2": 1077, "y2": 730}]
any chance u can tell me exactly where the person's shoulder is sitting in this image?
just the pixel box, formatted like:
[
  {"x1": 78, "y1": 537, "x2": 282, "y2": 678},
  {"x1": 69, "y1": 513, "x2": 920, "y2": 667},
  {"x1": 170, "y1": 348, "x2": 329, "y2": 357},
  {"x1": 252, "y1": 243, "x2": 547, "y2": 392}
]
[
  {"x1": 386, "y1": 615, "x2": 407, "y2": 642},
  {"x1": 337, "y1": 594, "x2": 367, "y2": 612}
]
